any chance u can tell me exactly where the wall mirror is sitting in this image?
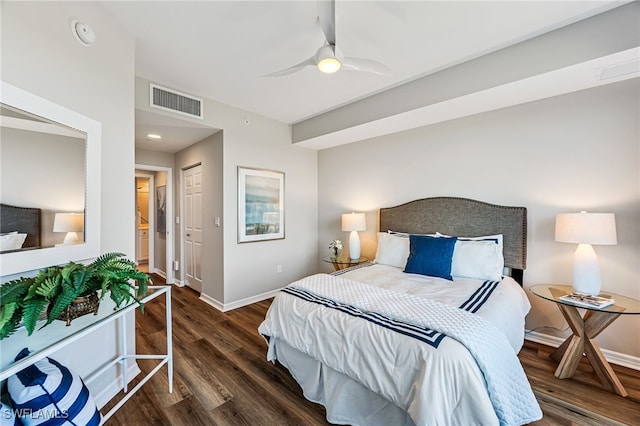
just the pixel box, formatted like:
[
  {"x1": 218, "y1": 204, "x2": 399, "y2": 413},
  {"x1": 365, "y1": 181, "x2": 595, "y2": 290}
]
[{"x1": 0, "y1": 81, "x2": 101, "y2": 277}]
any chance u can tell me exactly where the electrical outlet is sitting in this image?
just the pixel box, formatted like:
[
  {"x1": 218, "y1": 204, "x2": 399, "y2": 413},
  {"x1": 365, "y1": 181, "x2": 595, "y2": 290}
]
[{"x1": 276, "y1": 264, "x2": 282, "y2": 273}]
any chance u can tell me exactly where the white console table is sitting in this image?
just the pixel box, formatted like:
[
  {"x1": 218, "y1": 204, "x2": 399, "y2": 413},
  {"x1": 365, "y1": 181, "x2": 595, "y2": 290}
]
[{"x1": 0, "y1": 285, "x2": 173, "y2": 422}]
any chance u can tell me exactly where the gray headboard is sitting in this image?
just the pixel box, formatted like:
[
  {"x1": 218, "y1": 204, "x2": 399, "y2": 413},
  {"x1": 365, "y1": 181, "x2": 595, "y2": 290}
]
[
  {"x1": 379, "y1": 197, "x2": 527, "y2": 283},
  {"x1": 0, "y1": 203, "x2": 42, "y2": 249}
]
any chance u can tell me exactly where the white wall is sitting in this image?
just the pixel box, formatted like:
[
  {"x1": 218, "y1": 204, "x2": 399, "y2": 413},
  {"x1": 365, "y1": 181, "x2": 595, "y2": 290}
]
[
  {"x1": 318, "y1": 79, "x2": 640, "y2": 359},
  {"x1": 1, "y1": 1, "x2": 137, "y2": 404}
]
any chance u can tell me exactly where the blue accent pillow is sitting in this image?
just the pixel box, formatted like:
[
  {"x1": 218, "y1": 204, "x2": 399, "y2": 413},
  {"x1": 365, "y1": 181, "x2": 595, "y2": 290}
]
[
  {"x1": 404, "y1": 235, "x2": 457, "y2": 280},
  {"x1": 7, "y1": 348, "x2": 101, "y2": 426}
]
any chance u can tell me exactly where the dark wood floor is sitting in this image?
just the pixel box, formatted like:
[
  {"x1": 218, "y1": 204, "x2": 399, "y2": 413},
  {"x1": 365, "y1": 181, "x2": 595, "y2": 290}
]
[{"x1": 103, "y1": 279, "x2": 640, "y2": 425}]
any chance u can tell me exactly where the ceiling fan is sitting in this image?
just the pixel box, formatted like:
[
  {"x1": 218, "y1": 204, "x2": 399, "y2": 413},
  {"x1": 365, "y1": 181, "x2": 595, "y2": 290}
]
[{"x1": 265, "y1": 0, "x2": 391, "y2": 77}]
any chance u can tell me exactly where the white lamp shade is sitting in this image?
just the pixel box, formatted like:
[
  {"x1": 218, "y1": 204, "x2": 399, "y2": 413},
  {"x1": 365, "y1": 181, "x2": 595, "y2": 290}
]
[
  {"x1": 555, "y1": 212, "x2": 617, "y2": 245},
  {"x1": 342, "y1": 213, "x2": 366, "y2": 232},
  {"x1": 53, "y1": 213, "x2": 84, "y2": 233}
]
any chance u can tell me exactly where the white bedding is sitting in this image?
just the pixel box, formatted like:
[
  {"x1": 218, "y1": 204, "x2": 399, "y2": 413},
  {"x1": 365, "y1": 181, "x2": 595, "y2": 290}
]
[
  {"x1": 259, "y1": 264, "x2": 541, "y2": 426},
  {"x1": 337, "y1": 264, "x2": 531, "y2": 351}
]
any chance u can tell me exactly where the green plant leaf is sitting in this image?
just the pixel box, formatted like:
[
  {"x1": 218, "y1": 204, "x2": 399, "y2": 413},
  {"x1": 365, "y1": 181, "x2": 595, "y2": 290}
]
[
  {"x1": 45, "y1": 286, "x2": 83, "y2": 326},
  {"x1": 0, "y1": 313, "x2": 23, "y2": 339},
  {"x1": 22, "y1": 298, "x2": 48, "y2": 335},
  {"x1": 34, "y1": 277, "x2": 59, "y2": 299},
  {"x1": 0, "y1": 277, "x2": 32, "y2": 304},
  {"x1": 0, "y1": 302, "x2": 18, "y2": 330}
]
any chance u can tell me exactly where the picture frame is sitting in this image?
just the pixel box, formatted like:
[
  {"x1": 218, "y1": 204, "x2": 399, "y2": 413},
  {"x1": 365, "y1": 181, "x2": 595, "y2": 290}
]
[
  {"x1": 238, "y1": 166, "x2": 284, "y2": 243},
  {"x1": 156, "y1": 185, "x2": 166, "y2": 234}
]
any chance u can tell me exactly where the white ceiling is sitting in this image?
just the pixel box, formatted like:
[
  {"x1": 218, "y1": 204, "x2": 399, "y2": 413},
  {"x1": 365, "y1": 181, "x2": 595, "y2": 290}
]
[{"x1": 100, "y1": 0, "x2": 628, "y2": 153}]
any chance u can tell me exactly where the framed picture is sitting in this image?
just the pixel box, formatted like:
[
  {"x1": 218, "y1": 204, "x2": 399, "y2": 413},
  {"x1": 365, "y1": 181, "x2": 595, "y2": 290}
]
[
  {"x1": 156, "y1": 185, "x2": 166, "y2": 234},
  {"x1": 238, "y1": 167, "x2": 284, "y2": 243}
]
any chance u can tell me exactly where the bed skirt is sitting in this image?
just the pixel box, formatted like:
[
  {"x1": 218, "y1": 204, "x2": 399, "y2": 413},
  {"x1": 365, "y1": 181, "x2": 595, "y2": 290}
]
[{"x1": 272, "y1": 337, "x2": 415, "y2": 426}]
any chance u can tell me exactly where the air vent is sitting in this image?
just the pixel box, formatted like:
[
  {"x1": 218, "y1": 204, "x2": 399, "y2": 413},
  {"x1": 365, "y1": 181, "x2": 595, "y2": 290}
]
[{"x1": 150, "y1": 84, "x2": 203, "y2": 119}]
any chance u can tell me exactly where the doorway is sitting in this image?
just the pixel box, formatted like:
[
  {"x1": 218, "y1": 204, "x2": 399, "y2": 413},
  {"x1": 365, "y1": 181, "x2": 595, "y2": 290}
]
[
  {"x1": 134, "y1": 164, "x2": 174, "y2": 284},
  {"x1": 135, "y1": 174, "x2": 154, "y2": 273}
]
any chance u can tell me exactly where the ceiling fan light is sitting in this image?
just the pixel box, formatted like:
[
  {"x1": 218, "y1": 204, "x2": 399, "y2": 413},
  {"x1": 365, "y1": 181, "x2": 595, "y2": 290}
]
[{"x1": 318, "y1": 57, "x2": 341, "y2": 74}]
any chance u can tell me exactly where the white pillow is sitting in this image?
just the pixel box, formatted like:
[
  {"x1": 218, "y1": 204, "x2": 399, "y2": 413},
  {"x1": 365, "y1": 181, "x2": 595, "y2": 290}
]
[
  {"x1": 451, "y1": 240, "x2": 504, "y2": 281},
  {"x1": 436, "y1": 232, "x2": 504, "y2": 281},
  {"x1": 374, "y1": 232, "x2": 410, "y2": 268},
  {"x1": 0, "y1": 233, "x2": 27, "y2": 251},
  {"x1": 436, "y1": 232, "x2": 503, "y2": 248}
]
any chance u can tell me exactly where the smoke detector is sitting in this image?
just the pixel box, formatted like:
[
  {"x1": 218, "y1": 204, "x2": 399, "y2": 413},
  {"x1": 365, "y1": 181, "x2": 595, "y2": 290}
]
[{"x1": 71, "y1": 19, "x2": 95, "y2": 47}]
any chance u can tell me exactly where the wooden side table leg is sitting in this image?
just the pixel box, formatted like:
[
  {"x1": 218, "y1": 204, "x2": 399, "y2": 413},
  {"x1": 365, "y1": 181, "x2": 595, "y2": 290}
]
[
  {"x1": 553, "y1": 304, "x2": 586, "y2": 379},
  {"x1": 551, "y1": 336, "x2": 572, "y2": 363},
  {"x1": 555, "y1": 335, "x2": 585, "y2": 378},
  {"x1": 583, "y1": 337, "x2": 627, "y2": 396},
  {"x1": 582, "y1": 310, "x2": 627, "y2": 396}
]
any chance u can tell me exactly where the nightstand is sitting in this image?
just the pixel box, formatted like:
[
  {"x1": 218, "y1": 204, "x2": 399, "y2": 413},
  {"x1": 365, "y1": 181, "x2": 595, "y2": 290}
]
[
  {"x1": 530, "y1": 284, "x2": 640, "y2": 397},
  {"x1": 322, "y1": 254, "x2": 369, "y2": 271}
]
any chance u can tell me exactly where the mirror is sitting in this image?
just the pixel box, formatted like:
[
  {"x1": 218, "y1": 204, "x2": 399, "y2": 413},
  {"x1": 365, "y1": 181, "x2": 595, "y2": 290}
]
[
  {"x1": 1, "y1": 104, "x2": 86, "y2": 250},
  {"x1": 0, "y1": 81, "x2": 101, "y2": 277}
]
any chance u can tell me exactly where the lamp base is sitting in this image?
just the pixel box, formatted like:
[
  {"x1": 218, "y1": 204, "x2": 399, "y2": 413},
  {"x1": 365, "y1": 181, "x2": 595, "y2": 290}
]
[
  {"x1": 572, "y1": 243, "x2": 602, "y2": 296},
  {"x1": 63, "y1": 231, "x2": 80, "y2": 245},
  {"x1": 349, "y1": 231, "x2": 361, "y2": 260}
]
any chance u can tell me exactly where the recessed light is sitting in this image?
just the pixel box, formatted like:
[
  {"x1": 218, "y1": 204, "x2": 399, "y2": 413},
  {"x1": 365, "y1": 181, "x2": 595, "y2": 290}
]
[{"x1": 147, "y1": 134, "x2": 162, "y2": 140}]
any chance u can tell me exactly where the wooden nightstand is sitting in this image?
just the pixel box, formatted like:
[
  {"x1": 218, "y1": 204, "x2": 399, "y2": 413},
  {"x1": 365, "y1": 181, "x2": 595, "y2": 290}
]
[
  {"x1": 530, "y1": 284, "x2": 640, "y2": 397},
  {"x1": 322, "y1": 254, "x2": 368, "y2": 271}
]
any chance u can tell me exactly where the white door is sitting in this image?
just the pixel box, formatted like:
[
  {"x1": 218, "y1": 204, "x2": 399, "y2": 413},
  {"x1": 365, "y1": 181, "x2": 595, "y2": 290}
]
[{"x1": 183, "y1": 165, "x2": 203, "y2": 292}]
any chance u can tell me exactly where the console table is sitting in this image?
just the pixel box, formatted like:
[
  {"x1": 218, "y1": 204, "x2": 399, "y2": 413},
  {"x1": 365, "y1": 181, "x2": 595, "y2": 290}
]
[{"x1": 0, "y1": 285, "x2": 173, "y2": 422}]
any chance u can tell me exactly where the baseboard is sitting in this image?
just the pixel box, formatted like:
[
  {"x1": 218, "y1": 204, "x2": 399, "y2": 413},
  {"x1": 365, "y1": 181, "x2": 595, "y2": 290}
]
[
  {"x1": 93, "y1": 362, "x2": 141, "y2": 409},
  {"x1": 525, "y1": 330, "x2": 640, "y2": 371},
  {"x1": 153, "y1": 268, "x2": 166, "y2": 278},
  {"x1": 199, "y1": 288, "x2": 283, "y2": 312}
]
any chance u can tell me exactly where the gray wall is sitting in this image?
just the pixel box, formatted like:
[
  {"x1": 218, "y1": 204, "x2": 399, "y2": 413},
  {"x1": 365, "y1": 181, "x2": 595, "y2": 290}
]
[{"x1": 318, "y1": 79, "x2": 640, "y2": 358}]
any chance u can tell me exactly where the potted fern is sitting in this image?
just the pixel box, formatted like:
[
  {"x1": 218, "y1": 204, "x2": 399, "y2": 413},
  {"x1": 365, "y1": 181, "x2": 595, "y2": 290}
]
[{"x1": 0, "y1": 252, "x2": 151, "y2": 339}]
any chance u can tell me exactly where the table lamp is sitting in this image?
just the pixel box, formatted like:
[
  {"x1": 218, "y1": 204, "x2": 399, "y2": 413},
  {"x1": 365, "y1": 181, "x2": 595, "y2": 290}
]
[
  {"x1": 342, "y1": 212, "x2": 366, "y2": 260},
  {"x1": 555, "y1": 211, "x2": 617, "y2": 296},
  {"x1": 53, "y1": 212, "x2": 85, "y2": 245}
]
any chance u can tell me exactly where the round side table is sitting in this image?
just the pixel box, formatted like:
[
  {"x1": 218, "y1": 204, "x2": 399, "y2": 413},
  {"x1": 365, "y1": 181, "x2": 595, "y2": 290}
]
[{"x1": 530, "y1": 284, "x2": 640, "y2": 397}]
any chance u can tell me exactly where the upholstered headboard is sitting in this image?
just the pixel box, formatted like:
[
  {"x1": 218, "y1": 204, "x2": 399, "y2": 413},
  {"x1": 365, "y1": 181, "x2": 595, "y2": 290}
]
[
  {"x1": 0, "y1": 204, "x2": 42, "y2": 249},
  {"x1": 379, "y1": 197, "x2": 527, "y2": 283}
]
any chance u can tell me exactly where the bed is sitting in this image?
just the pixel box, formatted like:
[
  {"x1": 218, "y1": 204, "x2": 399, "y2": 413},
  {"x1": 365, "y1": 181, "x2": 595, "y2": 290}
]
[
  {"x1": 0, "y1": 203, "x2": 42, "y2": 252},
  {"x1": 259, "y1": 197, "x2": 542, "y2": 426}
]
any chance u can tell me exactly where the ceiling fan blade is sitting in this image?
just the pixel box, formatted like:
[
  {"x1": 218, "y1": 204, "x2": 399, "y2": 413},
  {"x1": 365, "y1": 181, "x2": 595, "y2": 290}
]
[
  {"x1": 317, "y1": 0, "x2": 336, "y2": 45},
  {"x1": 342, "y1": 57, "x2": 391, "y2": 76},
  {"x1": 263, "y1": 56, "x2": 316, "y2": 77}
]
